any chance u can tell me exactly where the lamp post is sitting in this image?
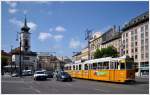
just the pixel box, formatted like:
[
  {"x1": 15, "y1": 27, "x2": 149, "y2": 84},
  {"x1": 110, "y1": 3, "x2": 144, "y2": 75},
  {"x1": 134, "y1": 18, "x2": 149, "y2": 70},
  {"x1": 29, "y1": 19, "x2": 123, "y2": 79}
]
[
  {"x1": 10, "y1": 45, "x2": 13, "y2": 75},
  {"x1": 16, "y1": 32, "x2": 22, "y2": 77}
]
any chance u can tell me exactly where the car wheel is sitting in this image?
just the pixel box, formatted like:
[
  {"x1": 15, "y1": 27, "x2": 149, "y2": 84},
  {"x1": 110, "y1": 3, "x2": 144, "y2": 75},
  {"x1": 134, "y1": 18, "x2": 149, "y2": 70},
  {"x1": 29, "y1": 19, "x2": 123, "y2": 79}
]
[{"x1": 69, "y1": 78, "x2": 72, "y2": 81}]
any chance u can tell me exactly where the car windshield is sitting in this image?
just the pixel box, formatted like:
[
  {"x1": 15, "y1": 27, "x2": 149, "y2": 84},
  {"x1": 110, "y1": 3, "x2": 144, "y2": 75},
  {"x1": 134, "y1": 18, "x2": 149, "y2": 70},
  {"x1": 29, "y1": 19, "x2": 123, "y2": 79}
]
[
  {"x1": 36, "y1": 71, "x2": 45, "y2": 74},
  {"x1": 61, "y1": 72, "x2": 69, "y2": 75}
]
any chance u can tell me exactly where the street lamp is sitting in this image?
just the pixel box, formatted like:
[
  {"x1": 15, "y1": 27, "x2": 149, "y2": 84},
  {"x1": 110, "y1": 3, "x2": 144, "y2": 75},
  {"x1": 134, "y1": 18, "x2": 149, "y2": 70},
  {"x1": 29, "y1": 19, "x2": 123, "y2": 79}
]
[
  {"x1": 10, "y1": 45, "x2": 13, "y2": 75},
  {"x1": 16, "y1": 32, "x2": 22, "y2": 77}
]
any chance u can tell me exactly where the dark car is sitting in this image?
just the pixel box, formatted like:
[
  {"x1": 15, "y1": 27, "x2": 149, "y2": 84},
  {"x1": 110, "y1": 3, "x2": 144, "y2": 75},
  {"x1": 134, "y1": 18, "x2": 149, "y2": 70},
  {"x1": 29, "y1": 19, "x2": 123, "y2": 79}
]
[
  {"x1": 46, "y1": 71, "x2": 53, "y2": 78},
  {"x1": 56, "y1": 71, "x2": 72, "y2": 81}
]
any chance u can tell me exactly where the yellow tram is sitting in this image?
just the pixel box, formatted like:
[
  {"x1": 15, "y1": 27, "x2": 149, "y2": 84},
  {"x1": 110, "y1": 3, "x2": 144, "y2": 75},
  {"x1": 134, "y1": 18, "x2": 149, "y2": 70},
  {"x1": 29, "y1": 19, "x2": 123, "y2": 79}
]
[{"x1": 64, "y1": 56, "x2": 135, "y2": 83}]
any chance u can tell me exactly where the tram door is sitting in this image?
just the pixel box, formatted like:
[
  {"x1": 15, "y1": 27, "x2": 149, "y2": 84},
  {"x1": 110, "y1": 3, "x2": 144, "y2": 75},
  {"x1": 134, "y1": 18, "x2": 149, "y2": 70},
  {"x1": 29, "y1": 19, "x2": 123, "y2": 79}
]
[{"x1": 109, "y1": 61, "x2": 116, "y2": 81}]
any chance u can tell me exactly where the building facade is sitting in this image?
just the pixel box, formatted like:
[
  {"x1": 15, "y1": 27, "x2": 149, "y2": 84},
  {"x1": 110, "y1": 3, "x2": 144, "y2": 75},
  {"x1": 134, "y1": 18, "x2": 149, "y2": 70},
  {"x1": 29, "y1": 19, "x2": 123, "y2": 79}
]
[
  {"x1": 72, "y1": 47, "x2": 88, "y2": 63},
  {"x1": 89, "y1": 26, "x2": 121, "y2": 59},
  {"x1": 122, "y1": 11, "x2": 149, "y2": 76}
]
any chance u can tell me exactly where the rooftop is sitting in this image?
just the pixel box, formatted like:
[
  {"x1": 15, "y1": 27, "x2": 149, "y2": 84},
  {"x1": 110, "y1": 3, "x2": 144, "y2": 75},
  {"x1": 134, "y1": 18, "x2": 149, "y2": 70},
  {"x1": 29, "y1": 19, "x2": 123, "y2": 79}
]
[{"x1": 122, "y1": 11, "x2": 149, "y2": 31}]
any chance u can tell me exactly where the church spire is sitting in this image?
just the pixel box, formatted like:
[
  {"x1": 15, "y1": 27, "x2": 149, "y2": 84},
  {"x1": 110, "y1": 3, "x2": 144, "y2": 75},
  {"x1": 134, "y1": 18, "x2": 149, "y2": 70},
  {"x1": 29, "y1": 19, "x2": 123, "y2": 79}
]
[
  {"x1": 21, "y1": 16, "x2": 30, "y2": 32},
  {"x1": 24, "y1": 15, "x2": 27, "y2": 27}
]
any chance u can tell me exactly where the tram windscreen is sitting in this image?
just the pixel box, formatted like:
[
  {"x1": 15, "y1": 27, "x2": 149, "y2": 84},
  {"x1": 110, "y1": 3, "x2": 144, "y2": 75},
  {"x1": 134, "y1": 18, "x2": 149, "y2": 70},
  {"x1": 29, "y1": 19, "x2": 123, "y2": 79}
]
[{"x1": 126, "y1": 62, "x2": 133, "y2": 69}]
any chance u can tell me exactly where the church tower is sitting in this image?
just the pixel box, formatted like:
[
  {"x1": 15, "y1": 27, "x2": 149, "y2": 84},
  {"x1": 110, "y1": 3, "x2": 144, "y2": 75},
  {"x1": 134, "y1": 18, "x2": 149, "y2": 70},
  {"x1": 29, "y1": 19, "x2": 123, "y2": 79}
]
[{"x1": 21, "y1": 17, "x2": 31, "y2": 52}]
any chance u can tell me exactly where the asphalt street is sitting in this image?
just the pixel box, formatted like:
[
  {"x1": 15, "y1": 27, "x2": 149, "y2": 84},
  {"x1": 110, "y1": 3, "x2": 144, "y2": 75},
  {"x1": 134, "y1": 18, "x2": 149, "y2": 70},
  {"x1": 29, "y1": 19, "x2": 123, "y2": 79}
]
[{"x1": 1, "y1": 75, "x2": 149, "y2": 94}]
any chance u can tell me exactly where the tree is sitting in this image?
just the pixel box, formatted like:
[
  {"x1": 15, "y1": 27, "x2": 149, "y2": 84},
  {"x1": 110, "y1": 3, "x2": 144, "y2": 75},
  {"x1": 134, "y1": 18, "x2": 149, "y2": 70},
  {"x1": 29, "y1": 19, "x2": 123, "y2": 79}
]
[
  {"x1": 94, "y1": 48, "x2": 102, "y2": 59},
  {"x1": 93, "y1": 46, "x2": 119, "y2": 59},
  {"x1": 1, "y1": 55, "x2": 9, "y2": 75}
]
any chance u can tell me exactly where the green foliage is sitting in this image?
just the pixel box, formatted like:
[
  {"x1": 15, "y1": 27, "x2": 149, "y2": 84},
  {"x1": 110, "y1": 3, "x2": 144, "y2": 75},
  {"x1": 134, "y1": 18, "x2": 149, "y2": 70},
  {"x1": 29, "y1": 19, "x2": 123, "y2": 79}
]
[
  {"x1": 93, "y1": 46, "x2": 119, "y2": 59},
  {"x1": 94, "y1": 48, "x2": 102, "y2": 59},
  {"x1": 1, "y1": 55, "x2": 9, "y2": 66}
]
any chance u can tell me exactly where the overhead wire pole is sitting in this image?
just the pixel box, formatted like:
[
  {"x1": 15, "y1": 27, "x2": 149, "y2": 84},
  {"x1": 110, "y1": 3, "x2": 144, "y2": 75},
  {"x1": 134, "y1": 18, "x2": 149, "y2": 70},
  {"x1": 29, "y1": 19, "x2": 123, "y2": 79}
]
[
  {"x1": 10, "y1": 45, "x2": 13, "y2": 75},
  {"x1": 16, "y1": 32, "x2": 22, "y2": 77},
  {"x1": 85, "y1": 29, "x2": 92, "y2": 60}
]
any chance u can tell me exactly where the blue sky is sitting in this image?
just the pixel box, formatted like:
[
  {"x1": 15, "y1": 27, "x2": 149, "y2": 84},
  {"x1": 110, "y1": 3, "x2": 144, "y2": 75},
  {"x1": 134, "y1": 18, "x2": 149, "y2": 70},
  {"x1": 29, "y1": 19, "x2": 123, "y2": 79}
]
[{"x1": 2, "y1": 1, "x2": 148, "y2": 57}]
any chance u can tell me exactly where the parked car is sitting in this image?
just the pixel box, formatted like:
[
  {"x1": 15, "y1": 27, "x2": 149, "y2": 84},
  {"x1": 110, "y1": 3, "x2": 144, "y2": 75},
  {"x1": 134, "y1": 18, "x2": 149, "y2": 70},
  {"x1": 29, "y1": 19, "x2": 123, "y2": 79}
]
[
  {"x1": 56, "y1": 71, "x2": 72, "y2": 81},
  {"x1": 33, "y1": 71, "x2": 47, "y2": 80},
  {"x1": 46, "y1": 71, "x2": 53, "y2": 78},
  {"x1": 12, "y1": 73, "x2": 19, "y2": 77},
  {"x1": 22, "y1": 70, "x2": 33, "y2": 76}
]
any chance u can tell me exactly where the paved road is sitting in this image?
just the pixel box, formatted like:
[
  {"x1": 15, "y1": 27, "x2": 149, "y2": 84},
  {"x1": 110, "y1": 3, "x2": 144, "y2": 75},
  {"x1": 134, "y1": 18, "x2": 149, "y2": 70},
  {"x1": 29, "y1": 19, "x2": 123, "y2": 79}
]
[{"x1": 1, "y1": 75, "x2": 149, "y2": 94}]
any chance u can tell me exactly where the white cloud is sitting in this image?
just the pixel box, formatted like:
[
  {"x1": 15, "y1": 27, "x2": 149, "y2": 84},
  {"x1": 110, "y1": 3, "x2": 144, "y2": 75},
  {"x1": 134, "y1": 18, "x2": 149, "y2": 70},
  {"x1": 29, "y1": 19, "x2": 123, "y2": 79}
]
[
  {"x1": 6, "y1": 1, "x2": 17, "y2": 8},
  {"x1": 55, "y1": 26, "x2": 66, "y2": 32},
  {"x1": 53, "y1": 35, "x2": 64, "y2": 41},
  {"x1": 9, "y1": 8, "x2": 18, "y2": 14},
  {"x1": 9, "y1": 18, "x2": 37, "y2": 31},
  {"x1": 38, "y1": 32, "x2": 52, "y2": 41},
  {"x1": 69, "y1": 38, "x2": 81, "y2": 49},
  {"x1": 27, "y1": 22, "x2": 37, "y2": 31},
  {"x1": 6, "y1": 1, "x2": 18, "y2": 14},
  {"x1": 9, "y1": 18, "x2": 22, "y2": 27}
]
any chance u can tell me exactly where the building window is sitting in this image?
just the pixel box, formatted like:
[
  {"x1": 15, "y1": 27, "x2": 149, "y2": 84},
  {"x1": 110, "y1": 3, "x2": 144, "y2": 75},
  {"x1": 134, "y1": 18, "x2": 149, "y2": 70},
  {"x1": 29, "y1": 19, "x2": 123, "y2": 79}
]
[
  {"x1": 145, "y1": 39, "x2": 148, "y2": 45},
  {"x1": 146, "y1": 53, "x2": 149, "y2": 58},
  {"x1": 131, "y1": 49, "x2": 134, "y2": 53},
  {"x1": 131, "y1": 36, "x2": 134, "y2": 41},
  {"x1": 141, "y1": 33, "x2": 144, "y2": 38},
  {"x1": 145, "y1": 24, "x2": 148, "y2": 32},
  {"x1": 135, "y1": 29, "x2": 137, "y2": 34},
  {"x1": 131, "y1": 42, "x2": 134, "y2": 47},
  {"x1": 126, "y1": 50, "x2": 128, "y2": 54},
  {"x1": 135, "y1": 42, "x2": 137, "y2": 46},
  {"x1": 141, "y1": 46, "x2": 144, "y2": 52},
  {"x1": 135, "y1": 55, "x2": 138, "y2": 59},
  {"x1": 126, "y1": 39, "x2": 128, "y2": 42},
  {"x1": 131, "y1": 31, "x2": 134, "y2": 35},
  {"x1": 135, "y1": 35, "x2": 137, "y2": 40},
  {"x1": 145, "y1": 31, "x2": 148, "y2": 37},
  {"x1": 145, "y1": 46, "x2": 148, "y2": 51},
  {"x1": 141, "y1": 40, "x2": 144, "y2": 46},
  {"x1": 141, "y1": 54, "x2": 144, "y2": 59},
  {"x1": 135, "y1": 48, "x2": 138, "y2": 52},
  {"x1": 141, "y1": 26, "x2": 144, "y2": 33},
  {"x1": 126, "y1": 33, "x2": 128, "y2": 37}
]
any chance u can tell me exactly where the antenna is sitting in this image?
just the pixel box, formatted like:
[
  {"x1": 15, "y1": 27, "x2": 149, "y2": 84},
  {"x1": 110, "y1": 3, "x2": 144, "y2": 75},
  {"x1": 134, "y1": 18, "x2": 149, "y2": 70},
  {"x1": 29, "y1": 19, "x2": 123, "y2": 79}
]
[{"x1": 85, "y1": 29, "x2": 93, "y2": 60}]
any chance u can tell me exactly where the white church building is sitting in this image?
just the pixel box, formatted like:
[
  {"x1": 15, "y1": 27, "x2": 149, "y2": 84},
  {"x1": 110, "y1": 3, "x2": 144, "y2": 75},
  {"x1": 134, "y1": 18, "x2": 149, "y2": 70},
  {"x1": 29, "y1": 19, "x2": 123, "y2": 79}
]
[{"x1": 12, "y1": 17, "x2": 37, "y2": 72}]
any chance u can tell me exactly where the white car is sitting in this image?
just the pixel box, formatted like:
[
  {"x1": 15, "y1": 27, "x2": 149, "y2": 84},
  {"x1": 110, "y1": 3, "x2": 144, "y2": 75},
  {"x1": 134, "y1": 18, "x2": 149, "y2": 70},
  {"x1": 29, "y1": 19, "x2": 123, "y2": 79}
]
[{"x1": 33, "y1": 71, "x2": 47, "y2": 80}]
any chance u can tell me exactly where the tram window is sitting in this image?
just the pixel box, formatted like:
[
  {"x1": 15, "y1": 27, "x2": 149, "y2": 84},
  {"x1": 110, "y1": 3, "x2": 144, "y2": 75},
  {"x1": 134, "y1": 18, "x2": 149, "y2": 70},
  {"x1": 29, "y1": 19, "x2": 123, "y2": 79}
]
[
  {"x1": 93, "y1": 63, "x2": 97, "y2": 70},
  {"x1": 73, "y1": 65, "x2": 75, "y2": 70},
  {"x1": 70, "y1": 66, "x2": 72, "y2": 70},
  {"x1": 84, "y1": 64, "x2": 88, "y2": 70},
  {"x1": 110, "y1": 62, "x2": 114, "y2": 69},
  {"x1": 115, "y1": 62, "x2": 120, "y2": 70},
  {"x1": 79, "y1": 65, "x2": 82, "y2": 70},
  {"x1": 103, "y1": 62, "x2": 109, "y2": 69},
  {"x1": 97, "y1": 62, "x2": 102, "y2": 69},
  {"x1": 76, "y1": 65, "x2": 78, "y2": 70},
  {"x1": 120, "y1": 63, "x2": 125, "y2": 69}
]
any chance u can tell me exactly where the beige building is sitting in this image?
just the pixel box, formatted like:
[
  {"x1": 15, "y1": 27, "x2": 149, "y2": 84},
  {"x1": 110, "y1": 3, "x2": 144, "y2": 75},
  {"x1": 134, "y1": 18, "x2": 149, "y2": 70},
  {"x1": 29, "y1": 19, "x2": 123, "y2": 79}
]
[
  {"x1": 89, "y1": 26, "x2": 121, "y2": 59},
  {"x1": 121, "y1": 11, "x2": 149, "y2": 76},
  {"x1": 72, "y1": 47, "x2": 88, "y2": 63}
]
